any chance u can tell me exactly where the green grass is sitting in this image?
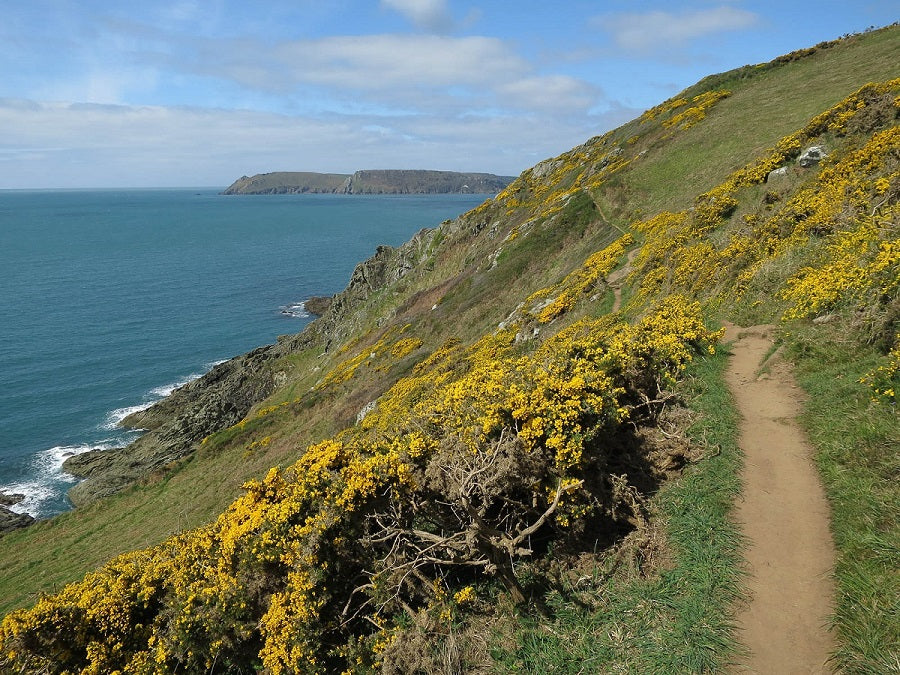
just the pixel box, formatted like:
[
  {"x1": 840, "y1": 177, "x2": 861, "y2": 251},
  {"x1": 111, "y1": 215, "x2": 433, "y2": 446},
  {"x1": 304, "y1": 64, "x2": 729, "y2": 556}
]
[
  {"x1": 625, "y1": 25, "x2": 900, "y2": 216},
  {"x1": 491, "y1": 350, "x2": 744, "y2": 672},
  {"x1": 784, "y1": 324, "x2": 900, "y2": 673}
]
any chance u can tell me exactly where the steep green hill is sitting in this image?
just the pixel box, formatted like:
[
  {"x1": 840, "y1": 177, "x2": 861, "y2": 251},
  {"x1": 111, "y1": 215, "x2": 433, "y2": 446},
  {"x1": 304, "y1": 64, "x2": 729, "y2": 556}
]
[{"x1": 1, "y1": 26, "x2": 897, "y2": 674}]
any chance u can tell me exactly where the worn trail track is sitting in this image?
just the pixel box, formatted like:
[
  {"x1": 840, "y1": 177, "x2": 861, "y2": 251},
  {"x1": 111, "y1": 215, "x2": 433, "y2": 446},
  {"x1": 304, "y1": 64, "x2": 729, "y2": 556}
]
[
  {"x1": 725, "y1": 324, "x2": 837, "y2": 674},
  {"x1": 607, "y1": 248, "x2": 638, "y2": 313}
]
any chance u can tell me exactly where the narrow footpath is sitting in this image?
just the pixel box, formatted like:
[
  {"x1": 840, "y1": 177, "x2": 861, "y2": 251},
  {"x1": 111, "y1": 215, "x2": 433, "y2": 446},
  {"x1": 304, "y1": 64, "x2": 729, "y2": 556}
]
[
  {"x1": 608, "y1": 248, "x2": 638, "y2": 313},
  {"x1": 725, "y1": 324, "x2": 838, "y2": 674}
]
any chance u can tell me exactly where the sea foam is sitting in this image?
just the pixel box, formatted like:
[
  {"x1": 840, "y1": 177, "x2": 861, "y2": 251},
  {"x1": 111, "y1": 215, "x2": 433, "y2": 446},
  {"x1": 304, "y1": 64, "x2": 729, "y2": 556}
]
[
  {"x1": 279, "y1": 301, "x2": 311, "y2": 318},
  {"x1": 7, "y1": 363, "x2": 229, "y2": 519},
  {"x1": 102, "y1": 364, "x2": 223, "y2": 430},
  {"x1": 1, "y1": 441, "x2": 115, "y2": 518}
]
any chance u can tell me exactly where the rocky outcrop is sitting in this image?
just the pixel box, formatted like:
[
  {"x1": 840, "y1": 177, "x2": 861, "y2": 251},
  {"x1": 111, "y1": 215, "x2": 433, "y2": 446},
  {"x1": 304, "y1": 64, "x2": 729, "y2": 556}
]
[
  {"x1": 798, "y1": 145, "x2": 828, "y2": 167},
  {"x1": 0, "y1": 492, "x2": 25, "y2": 507},
  {"x1": 0, "y1": 508, "x2": 33, "y2": 533},
  {"x1": 64, "y1": 344, "x2": 290, "y2": 505},
  {"x1": 0, "y1": 494, "x2": 33, "y2": 533},
  {"x1": 318, "y1": 228, "x2": 439, "y2": 348},
  {"x1": 302, "y1": 296, "x2": 333, "y2": 316}
]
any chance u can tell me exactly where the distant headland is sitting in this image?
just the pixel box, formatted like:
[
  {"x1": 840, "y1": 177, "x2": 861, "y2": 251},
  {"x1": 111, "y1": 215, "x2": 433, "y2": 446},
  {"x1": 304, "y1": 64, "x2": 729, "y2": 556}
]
[{"x1": 222, "y1": 169, "x2": 516, "y2": 195}]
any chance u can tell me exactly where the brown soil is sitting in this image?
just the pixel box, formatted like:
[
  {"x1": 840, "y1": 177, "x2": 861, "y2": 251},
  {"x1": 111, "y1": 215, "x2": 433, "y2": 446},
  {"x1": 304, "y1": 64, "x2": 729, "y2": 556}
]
[
  {"x1": 608, "y1": 248, "x2": 639, "y2": 313},
  {"x1": 724, "y1": 324, "x2": 837, "y2": 674}
]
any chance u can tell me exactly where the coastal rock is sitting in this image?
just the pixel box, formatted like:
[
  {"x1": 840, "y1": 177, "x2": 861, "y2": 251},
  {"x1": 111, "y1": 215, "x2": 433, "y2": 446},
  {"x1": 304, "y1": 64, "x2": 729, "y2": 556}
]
[
  {"x1": 67, "y1": 345, "x2": 285, "y2": 506},
  {"x1": 767, "y1": 166, "x2": 789, "y2": 181},
  {"x1": 62, "y1": 448, "x2": 121, "y2": 478},
  {"x1": 0, "y1": 492, "x2": 25, "y2": 507},
  {"x1": 0, "y1": 505, "x2": 34, "y2": 533},
  {"x1": 303, "y1": 296, "x2": 333, "y2": 316}
]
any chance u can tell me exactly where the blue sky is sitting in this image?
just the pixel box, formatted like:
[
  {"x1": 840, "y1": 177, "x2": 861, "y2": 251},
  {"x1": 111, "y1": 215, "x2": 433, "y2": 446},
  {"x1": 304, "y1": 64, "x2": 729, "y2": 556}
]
[{"x1": 1, "y1": 1, "x2": 896, "y2": 188}]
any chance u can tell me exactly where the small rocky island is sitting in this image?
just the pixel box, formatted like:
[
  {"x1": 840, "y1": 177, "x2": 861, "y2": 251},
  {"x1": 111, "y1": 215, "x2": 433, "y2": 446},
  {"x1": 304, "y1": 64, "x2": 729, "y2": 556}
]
[{"x1": 222, "y1": 169, "x2": 516, "y2": 195}]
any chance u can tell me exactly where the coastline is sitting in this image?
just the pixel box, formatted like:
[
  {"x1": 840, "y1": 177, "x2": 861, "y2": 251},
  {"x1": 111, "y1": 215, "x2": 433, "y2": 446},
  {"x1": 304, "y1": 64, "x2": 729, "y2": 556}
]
[
  {"x1": 0, "y1": 371, "x2": 210, "y2": 524},
  {"x1": 58, "y1": 296, "x2": 337, "y2": 509},
  {"x1": 0, "y1": 190, "x2": 487, "y2": 529},
  {"x1": 36, "y1": 230, "x2": 433, "y2": 514},
  {"x1": 0, "y1": 298, "x2": 334, "y2": 528}
]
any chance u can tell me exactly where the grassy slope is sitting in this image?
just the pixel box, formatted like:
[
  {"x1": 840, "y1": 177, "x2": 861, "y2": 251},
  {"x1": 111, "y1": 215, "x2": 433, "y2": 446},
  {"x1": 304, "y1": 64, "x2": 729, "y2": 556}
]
[
  {"x1": 0, "y1": 27, "x2": 897, "y2": 670},
  {"x1": 623, "y1": 27, "x2": 900, "y2": 217}
]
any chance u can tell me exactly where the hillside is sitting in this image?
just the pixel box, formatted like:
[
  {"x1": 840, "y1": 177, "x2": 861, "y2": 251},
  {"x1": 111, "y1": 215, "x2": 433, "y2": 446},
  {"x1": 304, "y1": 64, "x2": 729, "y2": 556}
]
[
  {"x1": 0, "y1": 26, "x2": 897, "y2": 674},
  {"x1": 222, "y1": 170, "x2": 516, "y2": 195}
]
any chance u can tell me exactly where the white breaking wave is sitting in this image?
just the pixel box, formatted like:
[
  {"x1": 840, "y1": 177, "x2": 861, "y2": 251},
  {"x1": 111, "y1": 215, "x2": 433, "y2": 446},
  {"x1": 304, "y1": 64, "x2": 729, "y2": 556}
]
[
  {"x1": 6, "y1": 361, "x2": 230, "y2": 520},
  {"x1": 149, "y1": 371, "x2": 203, "y2": 398},
  {"x1": 103, "y1": 364, "x2": 223, "y2": 430},
  {"x1": 103, "y1": 401, "x2": 156, "y2": 430},
  {"x1": 279, "y1": 301, "x2": 310, "y2": 318},
  {"x1": 0, "y1": 441, "x2": 117, "y2": 518}
]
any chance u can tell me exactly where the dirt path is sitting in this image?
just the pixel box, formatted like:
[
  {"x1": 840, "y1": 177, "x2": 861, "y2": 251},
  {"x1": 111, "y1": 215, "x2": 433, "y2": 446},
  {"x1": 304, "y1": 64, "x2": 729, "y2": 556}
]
[
  {"x1": 607, "y1": 248, "x2": 638, "y2": 313},
  {"x1": 724, "y1": 323, "x2": 837, "y2": 674}
]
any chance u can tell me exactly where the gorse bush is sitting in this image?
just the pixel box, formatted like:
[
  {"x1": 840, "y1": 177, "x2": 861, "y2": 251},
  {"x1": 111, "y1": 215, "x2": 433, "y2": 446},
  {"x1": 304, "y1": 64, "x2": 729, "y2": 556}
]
[
  {"x1": 860, "y1": 342, "x2": 900, "y2": 404},
  {"x1": 0, "y1": 297, "x2": 720, "y2": 673},
  {"x1": 629, "y1": 79, "x2": 900, "y2": 324}
]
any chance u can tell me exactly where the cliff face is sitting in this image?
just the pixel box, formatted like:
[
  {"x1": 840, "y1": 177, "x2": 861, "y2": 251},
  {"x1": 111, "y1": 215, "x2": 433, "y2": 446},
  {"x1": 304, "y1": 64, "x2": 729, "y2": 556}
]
[{"x1": 222, "y1": 169, "x2": 515, "y2": 194}]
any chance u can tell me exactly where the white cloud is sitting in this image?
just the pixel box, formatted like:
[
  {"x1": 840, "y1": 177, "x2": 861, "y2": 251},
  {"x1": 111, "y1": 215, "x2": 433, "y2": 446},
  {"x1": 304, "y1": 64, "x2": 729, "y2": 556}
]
[
  {"x1": 380, "y1": 0, "x2": 454, "y2": 32},
  {"x1": 0, "y1": 97, "x2": 638, "y2": 188},
  {"x1": 269, "y1": 34, "x2": 527, "y2": 91},
  {"x1": 40, "y1": 19, "x2": 601, "y2": 118},
  {"x1": 191, "y1": 33, "x2": 612, "y2": 118},
  {"x1": 498, "y1": 75, "x2": 600, "y2": 113},
  {"x1": 599, "y1": 6, "x2": 759, "y2": 52},
  {"x1": 0, "y1": 9, "x2": 632, "y2": 188}
]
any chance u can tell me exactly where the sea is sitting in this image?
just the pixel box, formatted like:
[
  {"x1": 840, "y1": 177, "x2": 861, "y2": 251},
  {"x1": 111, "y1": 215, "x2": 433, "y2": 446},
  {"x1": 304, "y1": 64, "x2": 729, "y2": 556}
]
[{"x1": 0, "y1": 188, "x2": 488, "y2": 519}]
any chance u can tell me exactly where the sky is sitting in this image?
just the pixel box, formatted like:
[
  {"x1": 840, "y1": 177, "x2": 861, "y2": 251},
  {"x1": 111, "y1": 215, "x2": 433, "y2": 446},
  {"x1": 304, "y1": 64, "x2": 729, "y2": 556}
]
[{"x1": 1, "y1": 1, "x2": 896, "y2": 188}]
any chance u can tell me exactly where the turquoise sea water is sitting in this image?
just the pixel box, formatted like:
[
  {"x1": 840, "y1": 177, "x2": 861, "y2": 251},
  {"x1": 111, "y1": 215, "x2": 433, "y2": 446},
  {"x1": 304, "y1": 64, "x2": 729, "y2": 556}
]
[{"x1": 0, "y1": 188, "x2": 487, "y2": 518}]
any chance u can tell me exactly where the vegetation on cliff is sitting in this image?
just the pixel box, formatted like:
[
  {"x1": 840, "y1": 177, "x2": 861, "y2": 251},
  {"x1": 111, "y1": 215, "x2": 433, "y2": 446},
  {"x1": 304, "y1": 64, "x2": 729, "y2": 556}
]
[
  {"x1": 0, "y1": 26, "x2": 897, "y2": 673},
  {"x1": 222, "y1": 170, "x2": 516, "y2": 195}
]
